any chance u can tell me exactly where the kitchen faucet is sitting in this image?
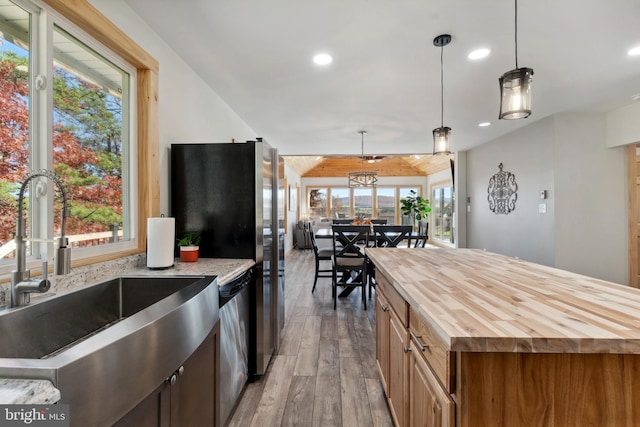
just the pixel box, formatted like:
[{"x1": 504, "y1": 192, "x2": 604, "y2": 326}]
[{"x1": 10, "y1": 169, "x2": 71, "y2": 307}]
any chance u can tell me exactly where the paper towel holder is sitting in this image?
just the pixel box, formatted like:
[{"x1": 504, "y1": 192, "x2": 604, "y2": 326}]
[{"x1": 147, "y1": 216, "x2": 176, "y2": 269}]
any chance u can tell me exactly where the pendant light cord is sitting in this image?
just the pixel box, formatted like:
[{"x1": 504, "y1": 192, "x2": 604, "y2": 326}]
[
  {"x1": 360, "y1": 131, "x2": 365, "y2": 173},
  {"x1": 514, "y1": 0, "x2": 519, "y2": 69},
  {"x1": 440, "y1": 43, "x2": 444, "y2": 128}
]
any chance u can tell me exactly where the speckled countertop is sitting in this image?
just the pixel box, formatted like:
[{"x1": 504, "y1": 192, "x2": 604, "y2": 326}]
[{"x1": 0, "y1": 256, "x2": 254, "y2": 404}]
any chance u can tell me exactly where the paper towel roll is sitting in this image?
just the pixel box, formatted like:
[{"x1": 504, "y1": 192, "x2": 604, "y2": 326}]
[{"x1": 147, "y1": 217, "x2": 175, "y2": 269}]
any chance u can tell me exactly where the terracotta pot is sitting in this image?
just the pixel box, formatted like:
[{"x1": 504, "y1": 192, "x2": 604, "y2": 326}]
[{"x1": 179, "y1": 246, "x2": 199, "y2": 262}]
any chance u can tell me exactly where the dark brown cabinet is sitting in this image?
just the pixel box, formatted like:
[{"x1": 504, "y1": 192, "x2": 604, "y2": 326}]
[{"x1": 114, "y1": 323, "x2": 219, "y2": 427}]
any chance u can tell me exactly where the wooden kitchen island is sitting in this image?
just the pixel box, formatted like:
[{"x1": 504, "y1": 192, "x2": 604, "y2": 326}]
[{"x1": 366, "y1": 247, "x2": 640, "y2": 427}]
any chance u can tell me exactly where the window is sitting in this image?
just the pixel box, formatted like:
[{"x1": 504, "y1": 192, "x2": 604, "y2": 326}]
[
  {"x1": 353, "y1": 188, "x2": 372, "y2": 218},
  {"x1": 375, "y1": 187, "x2": 395, "y2": 224},
  {"x1": 431, "y1": 184, "x2": 454, "y2": 245},
  {"x1": 308, "y1": 188, "x2": 327, "y2": 221},
  {"x1": 399, "y1": 187, "x2": 420, "y2": 227},
  {"x1": 0, "y1": 0, "x2": 146, "y2": 272},
  {"x1": 306, "y1": 185, "x2": 423, "y2": 224},
  {"x1": 330, "y1": 187, "x2": 349, "y2": 218}
]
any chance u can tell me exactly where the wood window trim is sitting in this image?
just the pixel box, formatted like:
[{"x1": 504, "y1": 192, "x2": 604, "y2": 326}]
[{"x1": 43, "y1": 0, "x2": 159, "y2": 266}]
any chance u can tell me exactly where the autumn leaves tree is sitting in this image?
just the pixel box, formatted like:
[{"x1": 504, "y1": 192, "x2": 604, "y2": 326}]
[{"x1": 0, "y1": 49, "x2": 123, "y2": 247}]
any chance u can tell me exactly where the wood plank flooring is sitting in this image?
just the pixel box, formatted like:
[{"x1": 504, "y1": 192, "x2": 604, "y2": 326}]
[{"x1": 228, "y1": 249, "x2": 393, "y2": 427}]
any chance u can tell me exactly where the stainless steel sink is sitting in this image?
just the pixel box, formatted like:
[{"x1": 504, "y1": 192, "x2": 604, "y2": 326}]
[{"x1": 0, "y1": 274, "x2": 219, "y2": 427}]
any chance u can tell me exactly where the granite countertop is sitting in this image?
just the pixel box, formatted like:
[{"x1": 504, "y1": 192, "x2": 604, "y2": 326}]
[
  {"x1": 0, "y1": 256, "x2": 254, "y2": 404},
  {"x1": 367, "y1": 247, "x2": 640, "y2": 354}
]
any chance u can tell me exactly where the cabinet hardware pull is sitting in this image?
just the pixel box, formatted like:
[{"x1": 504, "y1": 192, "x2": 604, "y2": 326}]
[
  {"x1": 169, "y1": 373, "x2": 177, "y2": 385},
  {"x1": 382, "y1": 305, "x2": 389, "y2": 312},
  {"x1": 410, "y1": 331, "x2": 428, "y2": 351},
  {"x1": 403, "y1": 344, "x2": 412, "y2": 353},
  {"x1": 178, "y1": 366, "x2": 185, "y2": 376}
]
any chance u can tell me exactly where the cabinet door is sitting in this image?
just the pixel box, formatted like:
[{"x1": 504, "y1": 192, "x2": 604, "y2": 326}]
[
  {"x1": 389, "y1": 309, "x2": 409, "y2": 427},
  {"x1": 409, "y1": 346, "x2": 454, "y2": 427},
  {"x1": 113, "y1": 381, "x2": 171, "y2": 427},
  {"x1": 375, "y1": 292, "x2": 390, "y2": 395},
  {"x1": 172, "y1": 325, "x2": 218, "y2": 427}
]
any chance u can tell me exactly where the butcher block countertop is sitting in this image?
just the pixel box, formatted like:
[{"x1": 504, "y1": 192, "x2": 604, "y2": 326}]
[{"x1": 366, "y1": 247, "x2": 640, "y2": 354}]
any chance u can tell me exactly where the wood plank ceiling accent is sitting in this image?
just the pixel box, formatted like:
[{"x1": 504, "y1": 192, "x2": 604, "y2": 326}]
[{"x1": 283, "y1": 154, "x2": 452, "y2": 177}]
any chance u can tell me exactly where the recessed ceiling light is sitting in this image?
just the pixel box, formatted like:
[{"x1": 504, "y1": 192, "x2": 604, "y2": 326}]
[
  {"x1": 478, "y1": 122, "x2": 491, "y2": 127},
  {"x1": 628, "y1": 46, "x2": 640, "y2": 56},
  {"x1": 313, "y1": 53, "x2": 333, "y2": 65},
  {"x1": 468, "y1": 48, "x2": 490, "y2": 60}
]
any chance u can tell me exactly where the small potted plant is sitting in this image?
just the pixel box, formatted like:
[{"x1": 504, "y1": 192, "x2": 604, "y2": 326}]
[
  {"x1": 177, "y1": 232, "x2": 201, "y2": 262},
  {"x1": 400, "y1": 190, "x2": 431, "y2": 231}
]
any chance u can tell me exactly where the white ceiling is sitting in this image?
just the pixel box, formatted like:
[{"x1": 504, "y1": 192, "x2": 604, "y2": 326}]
[{"x1": 124, "y1": 0, "x2": 640, "y2": 156}]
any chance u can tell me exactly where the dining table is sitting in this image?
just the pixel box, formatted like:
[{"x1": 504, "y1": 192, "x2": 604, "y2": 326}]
[{"x1": 313, "y1": 226, "x2": 430, "y2": 298}]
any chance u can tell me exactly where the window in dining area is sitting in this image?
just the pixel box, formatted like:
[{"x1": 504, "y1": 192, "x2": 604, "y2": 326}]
[
  {"x1": 353, "y1": 188, "x2": 373, "y2": 218},
  {"x1": 306, "y1": 185, "x2": 423, "y2": 224},
  {"x1": 330, "y1": 187, "x2": 350, "y2": 218},
  {"x1": 375, "y1": 187, "x2": 395, "y2": 224},
  {"x1": 308, "y1": 188, "x2": 327, "y2": 220},
  {"x1": 399, "y1": 187, "x2": 421, "y2": 226},
  {"x1": 432, "y1": 184, "x2": 454, "y2": 244}
]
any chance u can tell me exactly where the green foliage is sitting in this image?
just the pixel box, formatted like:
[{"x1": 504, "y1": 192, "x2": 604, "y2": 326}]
[
  {"x1": 400, "y1": 190, "x2": 431, "y2": 222},
  {"x1": 0, "y1": 48, "x2": 126, "y2": 243},
  {"x1": 177, "y1": 232, "x2": 201, "y2": 247}
]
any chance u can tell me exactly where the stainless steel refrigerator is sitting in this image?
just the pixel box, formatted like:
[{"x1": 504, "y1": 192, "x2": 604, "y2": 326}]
[{"x1": 170, "y1": 140, "x2": 285, "y2": 379}]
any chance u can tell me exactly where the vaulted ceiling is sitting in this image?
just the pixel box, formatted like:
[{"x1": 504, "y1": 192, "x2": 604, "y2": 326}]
[{"x1": 283, "y1": 154, "x2": 452, "y2": 177}]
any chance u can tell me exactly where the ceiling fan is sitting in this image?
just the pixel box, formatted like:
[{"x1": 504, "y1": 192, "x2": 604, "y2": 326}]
[{"x1": 363, "y1": 155, "x2": 386, "y2": 163}]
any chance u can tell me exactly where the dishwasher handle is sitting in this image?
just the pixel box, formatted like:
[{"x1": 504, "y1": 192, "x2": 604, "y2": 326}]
[{"x1": 219, "y1": 269, "x2": 253, "y2": 304}]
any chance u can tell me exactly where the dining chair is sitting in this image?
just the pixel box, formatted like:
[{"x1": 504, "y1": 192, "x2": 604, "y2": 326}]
[
  {"x1": 331, "y1": 225, "x2": 370, "y2": 310},
  {"x1": 370, "y1": 218, "x2": 388, "y2": 225},
  {"x1": 414, "y1": 221, "x2": 429, "y2": 248},
  {"x1": 373, "y1": 225, "x2": 413, "y2": 248},
  {"x1": 368, "y1": 225, "x2": 413, "y2": 297},
  {"x1": 332, "y1": 219, "x2": 353, "y2": 225},
  {"x1": 310, "y1": 227, "x2": 333, "y2": 293}
]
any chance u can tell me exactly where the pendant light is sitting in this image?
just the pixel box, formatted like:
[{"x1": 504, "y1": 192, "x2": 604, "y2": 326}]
[
  {"x1": 499, "y1": 0, "x2": 534, "y2": 120},
  {"x1": 348, "y1": 131, "x2": 378, "y2": 188},
  {"x1": 432, "y1": 34, "x2": 452, "y2": 156}
]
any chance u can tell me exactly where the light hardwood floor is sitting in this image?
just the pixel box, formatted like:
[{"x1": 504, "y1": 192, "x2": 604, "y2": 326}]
[{"x1": 228, "y1": 249, "x2": 393, "y2": 427}]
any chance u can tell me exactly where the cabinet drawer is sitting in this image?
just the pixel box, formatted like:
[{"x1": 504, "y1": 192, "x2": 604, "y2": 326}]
[
  {"x1": 376, "y1": 272, "x2": 408, "y2": 328},
  {"x1": 409, "y1": 306, "x2": 455, "y2": 393}
]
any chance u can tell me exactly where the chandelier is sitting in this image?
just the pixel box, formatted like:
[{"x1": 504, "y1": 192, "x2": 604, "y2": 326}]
[{"x1": 348, "y1": 131, "x2": 378, "y2": 188}]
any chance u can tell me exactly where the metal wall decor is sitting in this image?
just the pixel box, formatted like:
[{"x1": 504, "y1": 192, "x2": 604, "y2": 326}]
[{"x1": 487, "y1": 163, "x2": 518, "y2": 214}]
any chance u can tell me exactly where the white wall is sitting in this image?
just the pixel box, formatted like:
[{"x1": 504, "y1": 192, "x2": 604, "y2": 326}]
[
  {"x1": 90, "y1": 0, "x2": 259, "y2": 216},
  {"x1": 607, "y1": 102, "x2": 640, "y2": 148},
  {"x1": 466, "y1": 113, "x2": 627, "y2": 284},
  {"x1": 554, "y1": 114, "x2": 627, "y2": 284},
  {"x1": 467, "y1": 117, "x2": 556, "y2": 266}
]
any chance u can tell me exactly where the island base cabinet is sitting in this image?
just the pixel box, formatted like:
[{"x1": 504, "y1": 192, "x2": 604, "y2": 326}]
[
  {"x1": 375, "y1": 292, "x2": 390, "y2": 395},
  {"x1": 114, "y1": 323, "x2": 219, "y2": 427},
  {"x1": 388, "y1": 309, "x2": 409, "y2": 427},
  {"x1": 409, "y1": 348, "x2": 454, "y2": 427},
  {"x1": 457, "y1": 352, "x2": 640, "y2": 427}
]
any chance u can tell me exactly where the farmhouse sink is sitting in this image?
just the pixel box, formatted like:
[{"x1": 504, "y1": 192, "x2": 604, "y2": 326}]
[{"x1": 0, "y1": 274, "x2": 219, "y2": 427}]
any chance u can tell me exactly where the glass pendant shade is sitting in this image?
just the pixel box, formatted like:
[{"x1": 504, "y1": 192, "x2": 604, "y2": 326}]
[
  {"x1": 432, "y1": 126, "x2": 451, "y2": 155},
  {"x1": 499, "y1": 67, "x2": 534, "y2": 120}
]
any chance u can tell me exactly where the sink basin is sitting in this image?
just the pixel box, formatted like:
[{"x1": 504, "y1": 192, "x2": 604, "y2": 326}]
[{"x1": 0, "y1": 274, "x2": 219, "y2": 427}]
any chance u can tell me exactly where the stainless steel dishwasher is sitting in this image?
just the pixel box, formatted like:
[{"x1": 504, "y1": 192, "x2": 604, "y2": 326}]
[{"x1": 218, "y1": 268, "x2": 253, "y2": 427}]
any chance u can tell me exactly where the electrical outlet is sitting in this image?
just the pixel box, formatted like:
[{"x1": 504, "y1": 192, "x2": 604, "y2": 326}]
[{"x1": 539, "y1": 203, "x2": 546, "y2": 213}]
